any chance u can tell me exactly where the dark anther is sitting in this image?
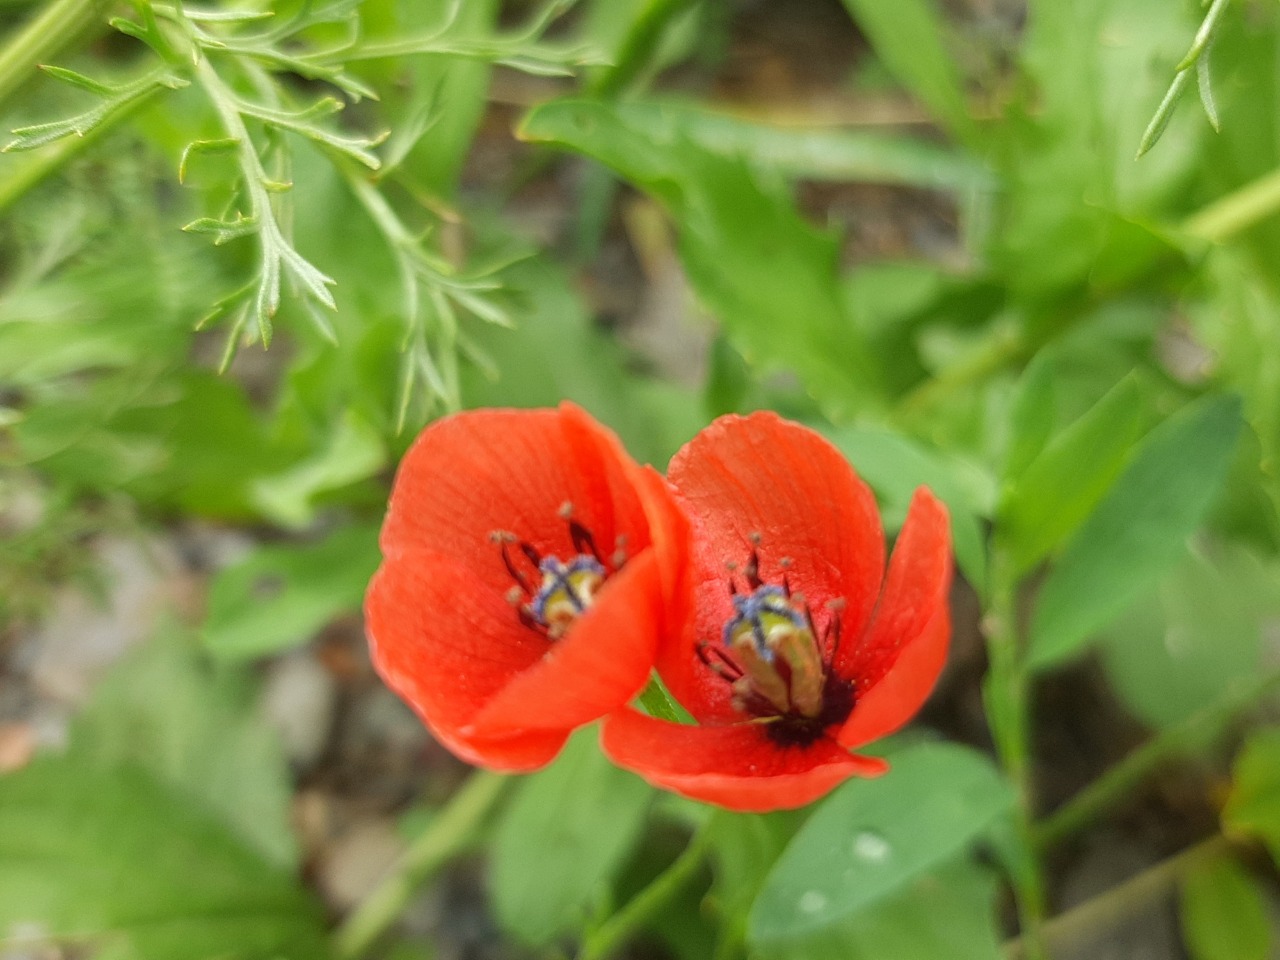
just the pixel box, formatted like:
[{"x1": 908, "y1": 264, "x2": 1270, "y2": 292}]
[
  {"x1": 697, "y1": 642, "x2": 744, "y2": 681},
  {"x1": 518, "y1": 606, "x2": 546, "y2": 635},
  {"x1": 825, "y1": 614, "x2": 844, "y2": 662},
  {"x1": 499, "y1": 542, "x2": 531, "y2": 593},
  {"x1": 519, "y1": 542, "x2": 542, "y2": 568},
  {"x1": 744, "y1": 548, "x2": 763, "y2": 590},
  {"x1": 569, "y1": 519, "x2": 601, "y2": 562}
]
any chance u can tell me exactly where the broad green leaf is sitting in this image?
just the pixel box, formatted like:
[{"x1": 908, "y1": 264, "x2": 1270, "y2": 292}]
[
  {"x1": 1179, "y1": 854, "x2": 1270, "y2": 960},
  {"x1": 204, "y1": 522, "x2": 381, "y2": 660},
  {"x1": 490, "y1": 732, "x2": 654, "y2": 946},
  {"x1": 520, "y1": 98, "x2": 878, "y2": 420},
  {"x1": 595, "y1": 99, "x2": 992, "y2": 191},
  {"x1": 840, "y1": 0, "x2": 977, "y2": 146},
  {"x1": 759, "y1": 858, "x2": 1003, "y2": 960},
  {"x1": 0, "y1": 759, "x2": 328, "y2": 959},
  {"x1": 999, "y1": 374, "x2": 1148, "y2": 575},
  {"x1": 748, "y1": 742, "x2": 1013, "y2": 944},
  {"x1": 826, "y1": 425, "x2": 989, "y2": 593},
  {"x1": 1028, "y1": 394, "x2": 1243, "y2": 670},
  {"x1": 1002, "y1": 351, "x2": 1058, "y2": 485},
  {"x1": 72, "y1": 637, "x2": 298, "y2": 869},
  {"x1": 1224, "y1": 728, "x2": 1280, "y2": 864},
  {"x1": 250, "y1": 409, "x2": 386, "y2": 528},
  {"x1": 1098, "y1": 545, "x2": 1272, "y2": 729}
]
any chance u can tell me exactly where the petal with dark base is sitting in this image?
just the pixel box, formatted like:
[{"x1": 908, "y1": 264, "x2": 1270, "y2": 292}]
[
  {"x1": 601, "y1": 709, "x2": 887, "y2": 812},
  {"x1": 838, "y1": 488, "x2": 952, "y2": 749}
]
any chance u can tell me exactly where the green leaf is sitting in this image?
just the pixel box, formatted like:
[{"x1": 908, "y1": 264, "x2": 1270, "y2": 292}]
[
  {"x1": 826, "y1": 425, "x2": 989, "y2": 594},
  {"x1": 758, "y1": 858, "x2": 1003, "y2": 960},
  {"x1": 999, "y1": 374, "x2": 1148, "y2": 575},
  {"x1": 204, "y1": 522, "x2": 381, "y2": 660},
  {"x1": 0, "y1": 759, "x2": 328, "y2": 959},
  {"x1": 71, "y1": 636, "x2": 298, "y2": 869},
  {"x1": 520, "y1": 98, "x2": 878, "y2": 420},
  {"x1": 840, "y1": 0, "x2": 977, "y2": 146},
  {"x1": 1179, "y1": 854, "x2": 1270, "y2": 960},
  {"x1": 250, "y1": 410, "x2": 386, "y2": 529},
  {"x1": 1002, "y1": 352, "x2": 1058, "y2": 485},
  {"x1": 490, "y1": 732, "x2": 653, "y2": 946},
  {"x1": 590, "y1": 98, "x2": 993, "y2": 192},
  {"x1": 1027, "y1": 394, "x2": 1243, "y2": 670},
  {"x1": 748, "y1": 742, "x2": 1013, "y2": 945},
  {"x1": 1224, "y1": 728, "x2": 1280, "y2": 865},
  {"x1": 1098, "y1": 545, "x2": 1272, "y2": 729}
]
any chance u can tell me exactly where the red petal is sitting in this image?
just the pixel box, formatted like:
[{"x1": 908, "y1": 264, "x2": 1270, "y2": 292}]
[
  {"x1": 365, "y1": 550, "x2": 566, "y2": 771},
  {"x1": 660, "y1": 413, "x2": 885, "y2": 722},
  {"x1": 601, "y1": 710, "x2": 888, "y2": 812},
  {"x1": 467, "y1": 549, "x2": 663, "y2": 737},
  {"x1": 380, "y1": 404, "x2": 649, "y2": 596},
  {"x1": 837, "y1": 488, "x2": 952, "y2": 749}
]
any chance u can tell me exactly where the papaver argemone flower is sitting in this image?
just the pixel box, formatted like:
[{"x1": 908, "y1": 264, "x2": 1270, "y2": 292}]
[
  {"x1": 366, "y1": 404, "x2": 682, "y2": 771},
  {"x1": 602, "y1": 413, "x2": 952, "y2": 811}
]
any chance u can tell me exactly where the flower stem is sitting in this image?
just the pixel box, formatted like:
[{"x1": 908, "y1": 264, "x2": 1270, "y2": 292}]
[
  {"x1": 577, "y1": 825, "x2": 712, "y2": 960},
  {"x1": 983, "y1": 548, "x2": 1049, "y2": 960},
  {"x1": 1181, "y1": 165, "x2": 1280, "y2": 243},
  {"x1": 1035, "y1": 670, "x2": 1280, "y2": 852},
  {"x1": 1004, "y1": 835, "x2": 1234, "y2": 959},
  {"x1": 0, "y1": 0, "x2": 104, "y2": 109},
  {"x1": 335, "y1": 771, "x2": 510, "y2": 960}
]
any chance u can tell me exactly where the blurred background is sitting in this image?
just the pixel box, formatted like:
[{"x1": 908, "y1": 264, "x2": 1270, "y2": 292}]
[{"x1": 3, "y1": 0, "x2": 1280, "y2": 958}]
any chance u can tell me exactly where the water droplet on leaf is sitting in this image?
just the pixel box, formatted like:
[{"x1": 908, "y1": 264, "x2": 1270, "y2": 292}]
[
  {"x1": 798, "y1": 890, "x2": 827, "y2": 914},
  {"x1": 851, "y1": 830, "x2": 890, "y2": 863}
]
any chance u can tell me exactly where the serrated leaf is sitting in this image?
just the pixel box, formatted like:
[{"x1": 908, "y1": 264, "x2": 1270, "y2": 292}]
[
  {"x1": 4, "y1": 103, "x2": 112, "y2": 151},
  {"x1": 491, "y1": 732, "x2": 653, "y2": 946},
  {"x1": 1028, "y1": 394, "x2": 1243, "y2": 670},
  {"x1": 39, "y1": 63, "x2": 116, "y2": 96},
  {"x1": 182, "y1": 214, "x2": 259, "y2": 244},
  {"x1": 178, "y1": 137, "x2": 240, "y2": 182},
  {"x1": 0, "y1": 759, "x2": 329, "y2": 959}
]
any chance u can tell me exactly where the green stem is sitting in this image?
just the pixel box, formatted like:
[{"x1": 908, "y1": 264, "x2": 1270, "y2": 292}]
[
  {"x1": 1003, "y1": 835, "x2": 1234, "y2": 959},
  {"x1": 895, "y1": 325, "x2": 1025, "y2": 421},
  {"x1": 983, "y1": 548, "x2": 1048, "y2": 960},
  {"x1": 336, "y1": 771, "x2": 510, "y2": 960},
  {"x1": 1035, "y1": 670, "x2": 1280, "y2": 852},
  {"x1": 588, "y1": 0, "x2": 700, "y2": 98},
  {"x1": 1181, "y1": 165, "x2": 1280, "y2": 244},
  {"x1": 578, "y1": 826, "x2": 712, "y2": 960},
  {"x1": 0, "y1": 0, "x2": 104, "y2": 109}
]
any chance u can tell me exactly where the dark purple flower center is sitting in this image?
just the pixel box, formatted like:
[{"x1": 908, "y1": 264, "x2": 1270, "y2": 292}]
[
  {"x1": 491, "y1": 502, "x2": 624, "y2": 639},
  {"x1": 699, "y1": 540, "x2": 855, "y2": 747}
]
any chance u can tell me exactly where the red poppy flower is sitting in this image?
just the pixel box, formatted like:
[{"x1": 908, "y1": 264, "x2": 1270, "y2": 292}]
[
  {"x1": 365, "y1": 404, "x2": 683, "y2": 771},
  {"x1": 601, "y1": 412, "x2": 952, "y2": 811}
]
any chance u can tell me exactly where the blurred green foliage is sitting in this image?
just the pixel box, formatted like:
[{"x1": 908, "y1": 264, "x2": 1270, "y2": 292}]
[{"x1": 3, "y1": 0, "x2": 1280, "y2": 956}]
